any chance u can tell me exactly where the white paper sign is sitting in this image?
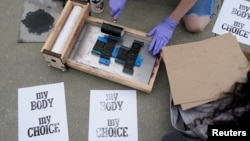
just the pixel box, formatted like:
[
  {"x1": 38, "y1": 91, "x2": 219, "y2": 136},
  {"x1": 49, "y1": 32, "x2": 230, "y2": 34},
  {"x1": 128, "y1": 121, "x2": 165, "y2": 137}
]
[
  {"x1": 88, "y1": 90, "x2": 138, "y2": 141},
  {"x1": 212, "y1": 0, "x2": 250, "y2": 45},
  {"x1": 18, "y1": 82, "x2": 68, "y2": 141}
]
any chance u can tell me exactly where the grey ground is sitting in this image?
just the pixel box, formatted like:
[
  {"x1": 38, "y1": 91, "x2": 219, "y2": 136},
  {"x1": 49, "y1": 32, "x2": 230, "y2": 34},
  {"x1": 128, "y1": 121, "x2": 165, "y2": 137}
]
[{"x1": 1, "y1": 0, "x2": 249, "y2": 141}]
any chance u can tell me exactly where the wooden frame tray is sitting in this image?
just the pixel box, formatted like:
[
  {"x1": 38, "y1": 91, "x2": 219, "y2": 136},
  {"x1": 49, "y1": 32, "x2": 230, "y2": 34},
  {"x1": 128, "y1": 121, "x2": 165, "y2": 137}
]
[{"x1": 41, "y1": 0, "x2": 161, "y2": 93}]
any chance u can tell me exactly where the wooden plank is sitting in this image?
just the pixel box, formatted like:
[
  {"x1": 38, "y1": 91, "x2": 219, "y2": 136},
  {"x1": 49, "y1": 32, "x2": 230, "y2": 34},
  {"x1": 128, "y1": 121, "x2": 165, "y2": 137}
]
[
  {"x1": 42, "y1": 49, "x2": 66, "y2": 70},
  {"x1": 148, "y1": 56, "x2": 161, "y2": 90},
  {"x1": 66, "y1": 59, "x2": 153, "y2": 93}
]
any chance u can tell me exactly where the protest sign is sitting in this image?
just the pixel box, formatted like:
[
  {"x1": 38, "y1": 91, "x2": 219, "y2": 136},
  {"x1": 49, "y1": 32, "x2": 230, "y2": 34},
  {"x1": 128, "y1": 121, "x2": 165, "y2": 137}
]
[
  {"x1": 88, "y1": 90, "x2": 138, "y2": 141},
  {"x1": 18, "y1": 82, "x2": 68, "y2": 141},
  {"x1": 212, "y1": 0, "x2": 250, "y2": 45}
]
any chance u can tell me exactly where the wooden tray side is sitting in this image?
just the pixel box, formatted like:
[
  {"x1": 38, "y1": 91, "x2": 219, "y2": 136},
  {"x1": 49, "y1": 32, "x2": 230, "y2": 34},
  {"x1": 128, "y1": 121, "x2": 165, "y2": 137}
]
[
  {"x1": 61, "y1": 2, "x2": 90, "y2": 60},
  {"x1": 41, "y1": 1, "x2": 90, "y2": 70},
  {"x1": 66, "y1": 59, "x2": 153, "y2": 93}
]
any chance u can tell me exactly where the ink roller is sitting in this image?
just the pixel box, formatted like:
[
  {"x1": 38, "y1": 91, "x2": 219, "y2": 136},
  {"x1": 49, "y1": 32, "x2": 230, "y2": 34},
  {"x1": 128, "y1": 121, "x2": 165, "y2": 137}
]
[
  {"x1": 51, "y1": 5, "x2": 83, "y2": 54},
  {"x1": 101, "y1": 23, "x2": 124, "y2": 37}
]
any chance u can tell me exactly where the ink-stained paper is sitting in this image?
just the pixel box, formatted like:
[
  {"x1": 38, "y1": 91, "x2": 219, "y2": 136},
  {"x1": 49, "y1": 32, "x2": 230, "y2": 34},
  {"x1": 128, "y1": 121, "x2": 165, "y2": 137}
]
[
  {"x1": 88, "y1": 90, "x2": 138, "y2": 141},
  {"x1": 18, "y1": 0, "x2": 64, "y2": 42},
  {"x1": 18, "y1": 82, "x2": 68, "y2": 141},
  {"x1": 212, "y1": 0, "x2": 250, "y2": 45}
]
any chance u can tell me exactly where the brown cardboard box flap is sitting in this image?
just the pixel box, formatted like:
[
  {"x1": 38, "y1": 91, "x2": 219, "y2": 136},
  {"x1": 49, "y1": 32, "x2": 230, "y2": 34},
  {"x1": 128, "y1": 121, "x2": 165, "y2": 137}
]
[{"x1": 161, "y1": 33, "x2": 249, "y2": 109}]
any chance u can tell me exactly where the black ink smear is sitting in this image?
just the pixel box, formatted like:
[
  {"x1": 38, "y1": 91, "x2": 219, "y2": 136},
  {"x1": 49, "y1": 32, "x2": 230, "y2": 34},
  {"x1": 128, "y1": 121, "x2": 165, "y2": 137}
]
[{"x1": 21, "y1": 9, "x2": 54, "y2": 35}]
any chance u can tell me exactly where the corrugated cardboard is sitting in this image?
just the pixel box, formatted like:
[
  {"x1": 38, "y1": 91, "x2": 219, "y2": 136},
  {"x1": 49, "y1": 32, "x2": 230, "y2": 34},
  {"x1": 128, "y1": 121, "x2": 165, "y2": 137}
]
[{"x1": 161, "y1": 33, "x2": 249, "y2": 110}]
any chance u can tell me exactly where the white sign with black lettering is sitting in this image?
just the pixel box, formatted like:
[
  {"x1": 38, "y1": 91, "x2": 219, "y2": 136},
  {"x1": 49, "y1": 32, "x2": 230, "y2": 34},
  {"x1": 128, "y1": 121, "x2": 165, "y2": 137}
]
[
  {"x1": 18, "y1": 82, "x2": 68, "y2": 141},
  {"x1": 212, "y1": 0, "x2": 250, "y2": 45},
  {"x1": 88, "y1": 90, "x2": 138, "y2": 141}
]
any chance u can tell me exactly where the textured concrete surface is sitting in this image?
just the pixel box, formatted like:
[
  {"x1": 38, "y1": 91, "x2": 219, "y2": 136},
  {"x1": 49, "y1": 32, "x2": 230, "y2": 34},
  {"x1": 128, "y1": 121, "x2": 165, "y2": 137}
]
[{"x1": 2, "y1": 0, "x2": 248, "y2": 141}]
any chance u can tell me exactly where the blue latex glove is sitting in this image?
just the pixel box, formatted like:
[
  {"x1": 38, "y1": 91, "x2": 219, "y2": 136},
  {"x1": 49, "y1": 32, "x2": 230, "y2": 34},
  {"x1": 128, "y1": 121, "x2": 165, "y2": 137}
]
[
  {"x1": 147, "y1": 17, "x2": 178, "y2": 55},
  {"x1": 109, "y1": 0, "x2": 127, "y2": 20}
]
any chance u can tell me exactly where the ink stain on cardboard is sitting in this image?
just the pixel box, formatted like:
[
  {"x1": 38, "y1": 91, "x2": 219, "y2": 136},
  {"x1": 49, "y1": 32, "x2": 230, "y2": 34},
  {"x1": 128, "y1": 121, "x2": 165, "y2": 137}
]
[{"x1": 21, "y1": 9, "x2": 54, "y2": 35}]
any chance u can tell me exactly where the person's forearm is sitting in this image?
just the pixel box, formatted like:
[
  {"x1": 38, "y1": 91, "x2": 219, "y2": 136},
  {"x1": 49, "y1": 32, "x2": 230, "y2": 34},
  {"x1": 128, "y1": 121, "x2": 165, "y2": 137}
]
[{"x1": 169, "y1": 0, "x2": 197, "y2": 22}]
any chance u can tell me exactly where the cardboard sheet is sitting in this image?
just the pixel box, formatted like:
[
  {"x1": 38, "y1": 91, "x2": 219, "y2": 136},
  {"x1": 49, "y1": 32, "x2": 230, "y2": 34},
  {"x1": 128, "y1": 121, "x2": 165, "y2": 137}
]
[{"x1": 161, "y1": 33, "x2": 250, "y2": 110}]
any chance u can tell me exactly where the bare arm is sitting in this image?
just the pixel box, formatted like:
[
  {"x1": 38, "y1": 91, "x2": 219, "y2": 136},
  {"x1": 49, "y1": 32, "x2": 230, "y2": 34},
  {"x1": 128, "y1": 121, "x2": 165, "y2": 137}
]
[{"x1": 169, "y1": 0, "x2": 197, "y2": 22}]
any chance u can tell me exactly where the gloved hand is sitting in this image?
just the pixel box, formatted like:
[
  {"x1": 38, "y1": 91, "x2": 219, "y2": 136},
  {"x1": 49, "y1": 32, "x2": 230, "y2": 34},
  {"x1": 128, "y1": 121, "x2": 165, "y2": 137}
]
[
  {"x1": 147, "y1": 17, "x2": 178, "y2": 55},
  {"x1": 109, "y1": 0, "x2": 127, "y2": 21}
]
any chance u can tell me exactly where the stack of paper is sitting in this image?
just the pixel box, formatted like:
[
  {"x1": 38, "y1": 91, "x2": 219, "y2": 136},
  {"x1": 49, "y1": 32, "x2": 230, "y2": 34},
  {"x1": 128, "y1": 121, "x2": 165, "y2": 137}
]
[{"x1": 161, "y1": 33, "x2": 249, "y2": 110}]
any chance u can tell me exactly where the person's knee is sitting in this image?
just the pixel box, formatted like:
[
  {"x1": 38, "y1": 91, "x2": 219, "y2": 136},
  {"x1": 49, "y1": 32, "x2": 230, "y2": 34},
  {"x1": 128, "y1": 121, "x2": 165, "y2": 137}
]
[
  {"x1": 183, "y1": 15, "x2": 210, "y2": 33},
  {"x1": 184, "y1": 21, "x2": 206, "y2": 33}
]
